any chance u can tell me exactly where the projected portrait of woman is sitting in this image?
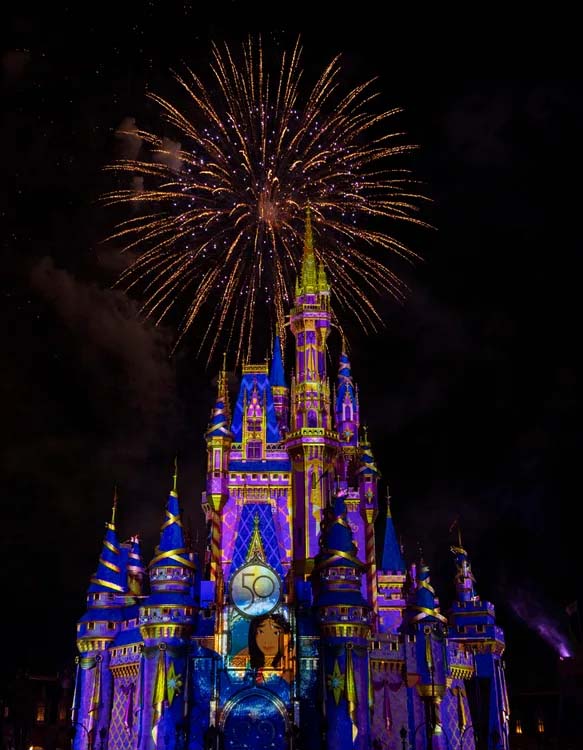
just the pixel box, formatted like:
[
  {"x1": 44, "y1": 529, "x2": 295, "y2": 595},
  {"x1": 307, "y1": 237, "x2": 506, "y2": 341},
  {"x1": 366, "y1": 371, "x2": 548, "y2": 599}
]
[{"x1": 248, "y1": 613, "x2": 293, "y2": 682}]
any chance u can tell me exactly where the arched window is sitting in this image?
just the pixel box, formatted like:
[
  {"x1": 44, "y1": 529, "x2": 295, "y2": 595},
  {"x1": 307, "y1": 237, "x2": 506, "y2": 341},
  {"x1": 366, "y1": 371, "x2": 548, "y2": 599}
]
[{"x1": 307, "y1": 410, "x2": 317, "y2": 427}]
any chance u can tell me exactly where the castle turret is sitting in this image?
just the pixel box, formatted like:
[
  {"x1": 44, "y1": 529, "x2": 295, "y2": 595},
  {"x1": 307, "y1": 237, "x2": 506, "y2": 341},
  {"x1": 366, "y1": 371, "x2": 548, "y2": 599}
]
[
  {"x1": 270, "y1": 333, "x2": 289, "y2": 430},
  {"x1": 314, "y1": 493, "x2": 371, "y2": 750},
  {"x1": 358, "y1": 428, "x2": 380, "y2": 614},
  {"x1": 204, "y1": 359, "x2": 233, "y2": 585},
  {"x1": 74, "y1": 493, "x2": 125, "y2": 750},
  {"x1": 376, "y1": 490, "x2": 407, "y2": 633},
  {"x1": 286, "y1": 208, "x2": 339, "y2": 575},
  {"x1": 336, "y1": 343, "x2": 359, "y2": 448},
  {"x1": 139, "y1": 469, "x2": 196, "y2": 750},
  {"x1": 448, "y1": 536, "x2": 510, "y2": 749},
  {"x1": 404, "y1": 556, "x2": 448, "y2": 750},
  {"x1": 125, "y1": 535, "x2": 145, "y2": 596}
]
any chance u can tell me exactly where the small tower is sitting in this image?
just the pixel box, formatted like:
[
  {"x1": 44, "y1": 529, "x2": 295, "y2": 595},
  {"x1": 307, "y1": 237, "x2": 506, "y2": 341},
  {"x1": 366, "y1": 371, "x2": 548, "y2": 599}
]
[
  {"x1": 448, "y1": 538, "x2": 510, "y2": 748},
  {"x1": 335, "y1": 342, "x2": 359, "y2": 449},
  {"x1": 270, "y1": 333, "x2": 289, "y2": 431},
  {"x1": 125, "y1": 535, "x2": 146, "y2": 596},
  {"x1": 314, "y1": 493, "x2": 372, "y2": 750},
  {"x1": 203, "y1": 358, "x2": 233, "y2": 586},
  {"x1": 403, "y1": 556, "x2": 449, "y2": 750},
  {"x1": 376, "y1": 489, "x2": 407, "y2": 633},
  {"x1": 74, "y1": 493, "x2": 125, "y2": 750},
  {"x1": 287, "y1": 208, "x2": 339, "y2": 575},
  {"x1": 358, "y1": 428, "x2": 380, "y2": 613},
  {"x1": 139, "y1": 468, "x2": 197, "y2": 750}
]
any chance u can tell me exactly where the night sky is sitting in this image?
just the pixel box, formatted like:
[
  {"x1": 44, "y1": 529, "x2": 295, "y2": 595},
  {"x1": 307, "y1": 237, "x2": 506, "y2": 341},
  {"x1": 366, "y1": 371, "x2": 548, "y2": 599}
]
[{"x1": 3, "y1": 6, "x2": 582, "y2": 701}]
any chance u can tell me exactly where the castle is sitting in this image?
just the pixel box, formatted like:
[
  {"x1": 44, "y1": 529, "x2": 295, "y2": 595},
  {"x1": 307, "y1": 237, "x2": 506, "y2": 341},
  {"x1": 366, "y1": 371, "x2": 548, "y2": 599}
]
[{"x1": 72, "y1": 213, "x2": 510, "y2": 750}]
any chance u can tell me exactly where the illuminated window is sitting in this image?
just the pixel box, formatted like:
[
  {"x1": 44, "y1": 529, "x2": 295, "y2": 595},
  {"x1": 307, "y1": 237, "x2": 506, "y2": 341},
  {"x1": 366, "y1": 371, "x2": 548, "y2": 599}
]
[
  {"x1": 537, "y1": 718, "x2": 544, "y2": 733},
  {"x1": 515, "y1": 719, "x2": 523, "y2": 734},
  {"x1": 3, "y1": 705, "x2": 9, "y2": 718},
  {"x1": 247, "y1": 442, "x2": 261, "y2": 459},
  {"x1": 58, "y1": 705, "x2": 67, "y2": 722},
  {"x1": 35, "y1": 704, "x2": 46, "y2": 723}
]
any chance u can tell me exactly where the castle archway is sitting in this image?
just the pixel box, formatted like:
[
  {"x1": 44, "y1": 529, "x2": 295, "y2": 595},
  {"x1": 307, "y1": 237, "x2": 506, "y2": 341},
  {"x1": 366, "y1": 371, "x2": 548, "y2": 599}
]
[{"x1": 220, "y1": 689, "x2": 289, "y2": 750}]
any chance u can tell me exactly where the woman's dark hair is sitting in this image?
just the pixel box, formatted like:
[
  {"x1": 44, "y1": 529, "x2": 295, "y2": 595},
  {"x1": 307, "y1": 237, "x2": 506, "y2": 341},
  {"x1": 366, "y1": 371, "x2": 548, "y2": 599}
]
[{"x1": 248, "y1": 613, "x2": 291, "y2": 669}]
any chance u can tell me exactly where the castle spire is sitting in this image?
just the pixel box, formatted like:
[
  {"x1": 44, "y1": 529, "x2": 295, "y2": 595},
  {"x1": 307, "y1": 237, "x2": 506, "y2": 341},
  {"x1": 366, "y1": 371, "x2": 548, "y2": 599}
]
[
  {"x1": 88, "y1": 488, "x2": 125, "y2": 594},
  {"x1": 380, "y1": 488, "x2": 405, "y2": 572},
  {"x1": 270, "y1": 334, "x2": 286, "y2": 387},
  {"x1": 450, "y1": 528, "x2": 478, "y2": 602},
  {"x1": 206, "y1": 358, "x2": 233, "y2": 439},
  {"x1": 408, "y1": 556, "x2": 447, "y2": 624},
  {"x1": 149, "y1": 466, "x2": 194, "y2": 574},
  {"x1": 300, "y1": 206, "x2": 318, "y2": 293},
  {"x1": 336, "y1": 339, "x2": 358, "y2": 443}
]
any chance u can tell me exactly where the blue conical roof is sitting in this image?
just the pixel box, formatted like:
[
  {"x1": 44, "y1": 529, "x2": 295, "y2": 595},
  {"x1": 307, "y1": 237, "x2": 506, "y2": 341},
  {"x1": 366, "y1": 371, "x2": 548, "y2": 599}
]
[
  {"x1": 381, "y1": 501, "x2": 405, "y2": 572},
  {"x1": 409, "y1": 559, "x2": 447, "y2": 623},
  {"x1": 88, "y1": 506, "x2": 125, "y2": 594},
  {"x1": 270, "y1": 335, "x2": 286, "y2": 387},
  {"x1": 317, "y1": 493, "x2": 363, "y2": 570},
  {"x1": 150, "y1": 487, "x2": 193, "y2": 571}
]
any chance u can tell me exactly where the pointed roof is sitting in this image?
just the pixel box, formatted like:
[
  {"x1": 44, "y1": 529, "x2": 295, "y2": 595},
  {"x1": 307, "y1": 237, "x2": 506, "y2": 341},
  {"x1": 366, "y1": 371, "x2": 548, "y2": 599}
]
[
  {"x1": 381, "y1": 491, "x2": 405, "y2": 572},
  {"x1": 317, "y1": 493, "x2": 363, "y2": 570},
  {"x1": 150, "y1": 465, "x2": 194, "y2": 571},
  {"x1": 358, "y1": 429, "x2": 380, "y2": 475},
  {"x1": 297, "y1": 206, "x2": 328, "y2": 294},
  {"x1": 314, "y1": 492, "x2": 367, "y2": 607},
  {"x1": 127, "y1": 535, "x2": 145, "y2": 579},
  {"x1": 409, "y1": 557, "x2": 447, "y2": 624},
  {"x1": 270, "y1": 334, "x2": 286, "y2": 387},
  {"x1": 451, "y1": 542, "x2": 478, "y2": 602},
  {"x1": 206, "y1": 355, "x2": 233, "y2": 439},
  {"x1": 88, "y1": 490, "x2": 125, "y2": 594}
]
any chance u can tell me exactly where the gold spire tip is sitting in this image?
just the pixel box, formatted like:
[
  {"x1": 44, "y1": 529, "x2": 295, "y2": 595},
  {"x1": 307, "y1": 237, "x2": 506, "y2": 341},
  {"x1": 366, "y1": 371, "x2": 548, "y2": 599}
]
[
  {"x1": 171, "y1": 456, "x2": 178, "y2": 496},
  {"x1": 110, "y1": 485, "x2": 118, "y2": 528}
]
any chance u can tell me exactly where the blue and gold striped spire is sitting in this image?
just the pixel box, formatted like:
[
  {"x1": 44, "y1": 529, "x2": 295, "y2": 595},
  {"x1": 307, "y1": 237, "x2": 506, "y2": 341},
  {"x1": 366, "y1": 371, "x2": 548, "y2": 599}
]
[
  {"x1": 358, "y1": 427, "x2": 379, "y2": 475},
  {"x1": 408, "y1": 555, "x2": 447, "y2": 624},
  {"x1": 88, "y1": 488, "x2": 125, "y2": 594},
  {"x1": 150, "y1": 460, "x2": 195, "y2": 571},
  {"x1": 206, "y1": 353, "x2": 232, "y2": 438}
]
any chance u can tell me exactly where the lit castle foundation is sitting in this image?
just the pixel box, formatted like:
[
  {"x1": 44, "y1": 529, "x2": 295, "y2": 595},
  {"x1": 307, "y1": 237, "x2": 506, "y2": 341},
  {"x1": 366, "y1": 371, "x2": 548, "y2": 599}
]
[{"x1": 72, "y1": 213, "x2": 510, "y2": 750}]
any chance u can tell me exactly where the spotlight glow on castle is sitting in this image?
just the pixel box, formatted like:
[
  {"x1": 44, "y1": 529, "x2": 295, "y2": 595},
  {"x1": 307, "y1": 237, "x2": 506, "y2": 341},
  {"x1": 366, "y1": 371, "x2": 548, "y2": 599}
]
[{"x1": 72, "y1": 214, "x2": 510, "y2": 750}]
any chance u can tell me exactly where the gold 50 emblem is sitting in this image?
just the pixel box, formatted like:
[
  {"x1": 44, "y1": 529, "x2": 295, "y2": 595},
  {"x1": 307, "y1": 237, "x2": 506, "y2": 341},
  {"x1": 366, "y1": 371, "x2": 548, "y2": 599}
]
[{"x1": 229, "y1": 559, "x2": 282, "y2": 617}]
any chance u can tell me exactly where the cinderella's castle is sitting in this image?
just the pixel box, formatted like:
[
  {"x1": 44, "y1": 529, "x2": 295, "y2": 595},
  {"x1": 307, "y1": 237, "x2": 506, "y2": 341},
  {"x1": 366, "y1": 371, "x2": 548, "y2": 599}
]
[{"x1": 72, "y1": 213, "x2": 510, "y2": 750}]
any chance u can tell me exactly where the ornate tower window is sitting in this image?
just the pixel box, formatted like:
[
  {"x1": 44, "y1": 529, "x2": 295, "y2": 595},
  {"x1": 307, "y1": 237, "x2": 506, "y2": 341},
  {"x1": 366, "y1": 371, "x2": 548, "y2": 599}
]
[{"x1": 35, "y1": 703, "x2": 46, "y2": 723}]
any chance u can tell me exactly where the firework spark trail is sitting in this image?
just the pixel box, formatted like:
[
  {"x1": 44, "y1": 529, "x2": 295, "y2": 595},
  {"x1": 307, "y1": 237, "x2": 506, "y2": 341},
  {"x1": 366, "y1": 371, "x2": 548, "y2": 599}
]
[{"x1": 103, "y1": 37, "x2": 429, "y2": 366}]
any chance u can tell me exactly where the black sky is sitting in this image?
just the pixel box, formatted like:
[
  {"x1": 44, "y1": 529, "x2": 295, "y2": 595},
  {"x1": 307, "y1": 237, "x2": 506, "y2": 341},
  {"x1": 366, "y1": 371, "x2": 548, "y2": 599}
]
[{"x1": 2, "y1": 5, "x2": 582, "y2": 698}]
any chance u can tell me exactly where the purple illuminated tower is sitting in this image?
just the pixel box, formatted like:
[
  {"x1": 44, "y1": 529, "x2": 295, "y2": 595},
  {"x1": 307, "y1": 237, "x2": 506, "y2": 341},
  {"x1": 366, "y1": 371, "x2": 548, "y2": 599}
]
[{"x1": 72, "y1": 211, "x2": 510, "y2": 750}]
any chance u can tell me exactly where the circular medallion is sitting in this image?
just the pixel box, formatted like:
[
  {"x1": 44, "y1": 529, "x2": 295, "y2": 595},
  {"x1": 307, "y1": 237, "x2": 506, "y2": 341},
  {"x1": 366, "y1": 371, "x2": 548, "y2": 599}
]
[{"x1": 229, "y1": 559, "x2": 282, "y2": 618}]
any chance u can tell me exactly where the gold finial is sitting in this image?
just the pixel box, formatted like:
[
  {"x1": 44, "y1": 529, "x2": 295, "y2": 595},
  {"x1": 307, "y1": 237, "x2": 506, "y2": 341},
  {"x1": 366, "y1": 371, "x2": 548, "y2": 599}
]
[
  {"x1": 385, "y1": 486, "x2": 392, "y2": 517},
  {"x1": 363, "y1": 424, "x2": 369, "y2": 443},
  {"x1": 171, "y1": 456, "x2": 178, "y2": 497},
  {"x1": 305, "y1": 205, "x2": 313, "y2": 253},
  {"x1": 110, "y1": 485, "x2": 118, "y2": 529}
]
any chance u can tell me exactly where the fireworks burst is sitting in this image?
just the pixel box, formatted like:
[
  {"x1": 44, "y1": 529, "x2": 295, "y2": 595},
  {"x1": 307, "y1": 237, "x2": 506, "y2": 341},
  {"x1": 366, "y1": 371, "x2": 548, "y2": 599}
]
[{"x1": 103, "y1": 37, "x2": 429, "y2": 365}]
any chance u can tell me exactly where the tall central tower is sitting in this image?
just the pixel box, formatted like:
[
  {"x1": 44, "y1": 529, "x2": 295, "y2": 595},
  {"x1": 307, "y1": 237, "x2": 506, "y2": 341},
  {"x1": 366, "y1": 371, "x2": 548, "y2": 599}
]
[{"x1": 286, "y1": 208, "x2": 339, "y2": 575}]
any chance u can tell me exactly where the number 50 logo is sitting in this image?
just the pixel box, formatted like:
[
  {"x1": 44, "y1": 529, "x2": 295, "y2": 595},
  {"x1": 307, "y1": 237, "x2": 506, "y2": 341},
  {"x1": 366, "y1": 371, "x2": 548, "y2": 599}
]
[{"x1": 229, "y1": 561, "x2": 282, "y2": 617}]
